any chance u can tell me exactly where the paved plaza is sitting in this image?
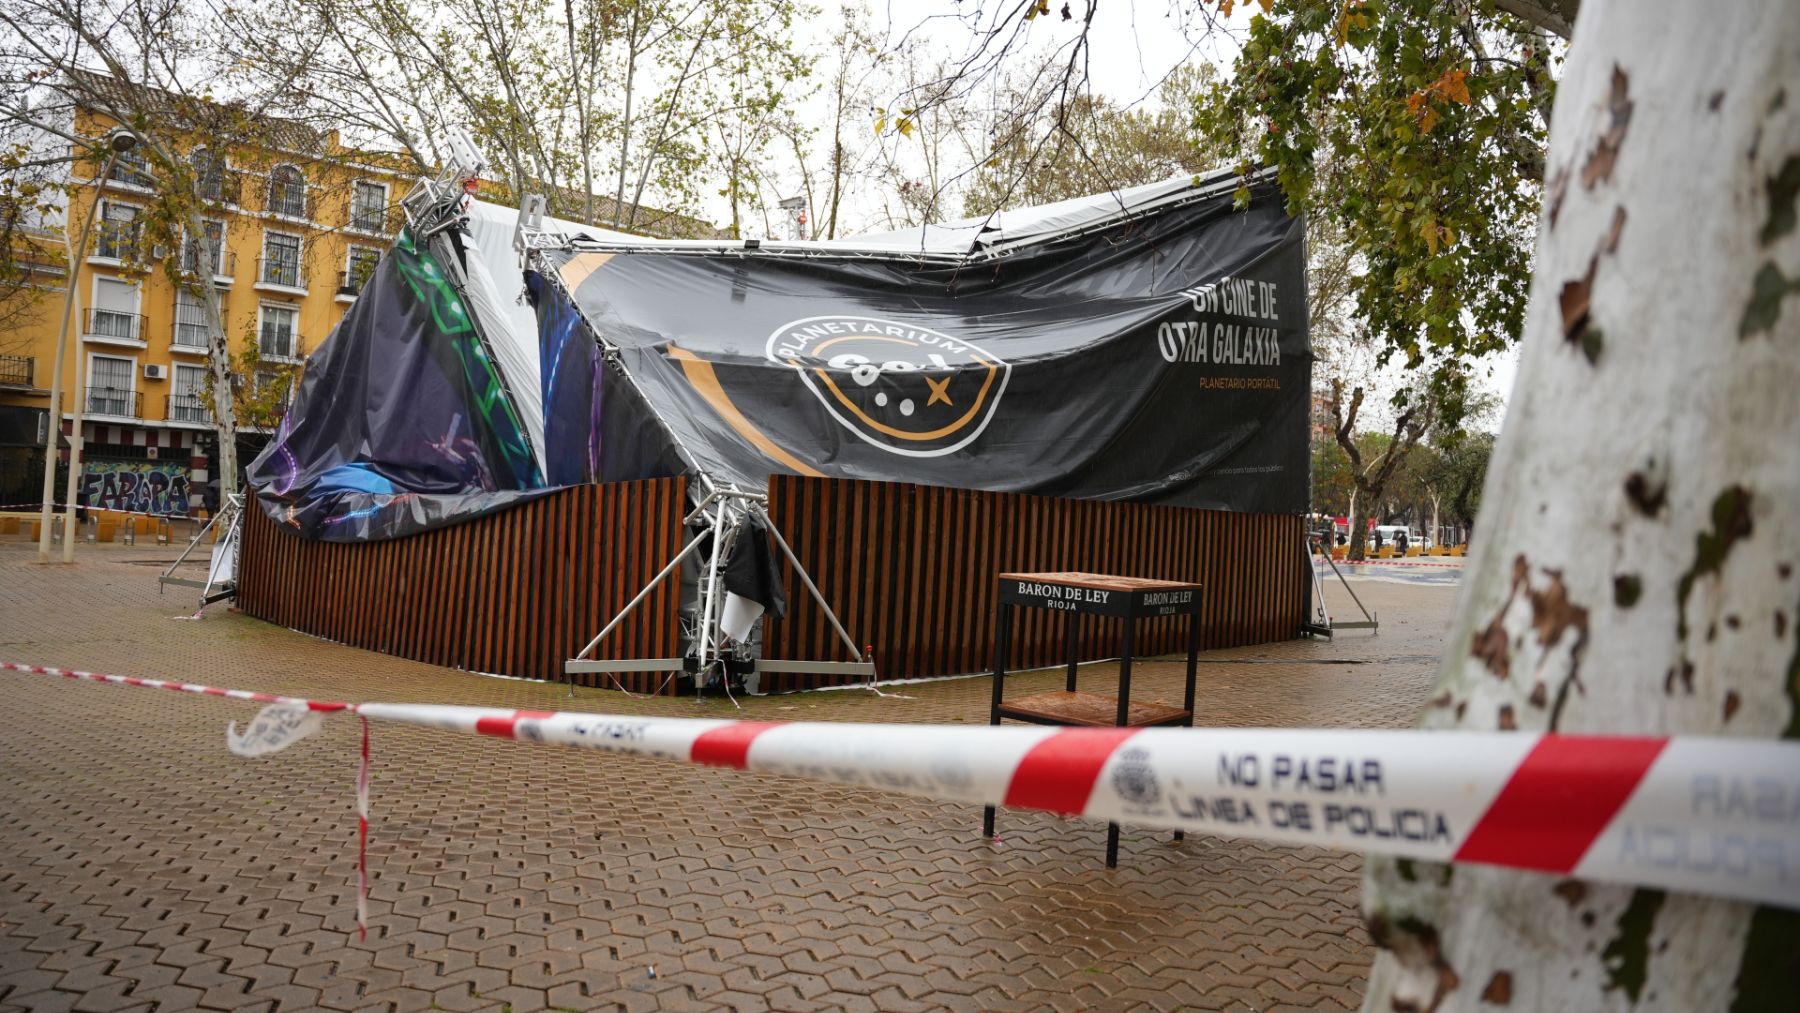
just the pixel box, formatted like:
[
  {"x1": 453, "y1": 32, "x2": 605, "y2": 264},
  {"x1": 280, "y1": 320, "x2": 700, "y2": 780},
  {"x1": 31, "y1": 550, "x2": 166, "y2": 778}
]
[{"x1": 0, "y1": 541, "x2": 1459, "y2": 1011}]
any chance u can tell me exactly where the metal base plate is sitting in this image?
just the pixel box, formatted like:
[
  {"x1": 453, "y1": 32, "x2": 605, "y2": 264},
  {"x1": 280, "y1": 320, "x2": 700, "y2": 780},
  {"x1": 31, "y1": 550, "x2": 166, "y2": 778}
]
[
  {"x1": 564, "y1": 658, "x2": 686, "y2": 675},
  {"x1": 755, "y1": 660, "x2": 877, "y2": 677}
]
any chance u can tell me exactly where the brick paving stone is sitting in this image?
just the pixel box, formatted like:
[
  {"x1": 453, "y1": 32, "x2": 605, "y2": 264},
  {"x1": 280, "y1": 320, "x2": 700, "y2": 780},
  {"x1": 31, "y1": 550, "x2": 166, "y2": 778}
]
[
  {"x1": 6, "y1": 992, "x2": 78, "y2": 1013},
  {"x1": 0, "y1": 539, "x2": 1457, "y2": 1009}
]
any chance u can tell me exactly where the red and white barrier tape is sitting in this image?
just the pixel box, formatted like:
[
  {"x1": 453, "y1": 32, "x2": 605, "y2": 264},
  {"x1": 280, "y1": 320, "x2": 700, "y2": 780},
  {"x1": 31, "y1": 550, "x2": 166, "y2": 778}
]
[
  {"x1": 339, "y1": 703, "x2": 1800, "y2": 910},
  {"x1": 1318, "y1": 556, "x2": 1465, "y2": 569},
  {"x1": 356, "y1": 716, "x2": 371, "y2": 940},
  {"x1": 1357, "y1": 560, "x2": 1463, "y2": 569},
  {"x1": 0, "y1": 501, "x2": 194, "y2": 520},
  {"x1": 0, "y1": 661, "x2": 348, "y2": 712},
  {"x1": 12, "y1": 660, "x2": 1800, "y2": 921}
]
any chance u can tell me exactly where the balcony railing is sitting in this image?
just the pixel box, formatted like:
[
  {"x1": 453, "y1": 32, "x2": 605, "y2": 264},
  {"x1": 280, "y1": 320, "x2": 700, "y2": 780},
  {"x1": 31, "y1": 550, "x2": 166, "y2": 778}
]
[
  {"x1": 259, "y1": 328, "x2": 300, "y2": 360},
  {"x1": 337, "y1": 269, "x2": 375, "y2": 297},
  {"x1": 84, "y1": 308, "x2": 146, "y2": 342},
  {"x1": 105, "y1": 159, "x2": 155, "y2": 190},
  {"x1": 194, "y1": 170, "x2": 244, "y2": 207},
  {"x1": 258, "y1": 256, "x2": 306, "y2": 290},
  {"x1": 347, "y1": 206, "x2": 398, "y2": 236},
  {"x1": 266, "y1": 187, "x2": 311, "y2": 220},
  {"x1": 181, "y1": 244, "x2": 236, "y2": 280},
  {"x1": 173, "y1": 319, "x2": 210, "y2": 352},
  {"x1": 85, "y1": 386, "x2": 142, "y2": 418},
  {"x1": 0, "y1": 354, "x2": 32, "y2": 387},
  {"x1": 166, "y1": 392, "x2": 210, "y2": 424},
  {"x1": 93, "y1": 224, "x2": 140, "y2": 261}
]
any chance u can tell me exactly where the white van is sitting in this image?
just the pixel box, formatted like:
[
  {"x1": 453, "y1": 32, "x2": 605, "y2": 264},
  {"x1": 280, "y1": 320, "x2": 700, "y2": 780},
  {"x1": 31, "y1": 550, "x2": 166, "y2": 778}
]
[{"x1": 1371, "y1": 525, "x2": 1425, "y2": 549}]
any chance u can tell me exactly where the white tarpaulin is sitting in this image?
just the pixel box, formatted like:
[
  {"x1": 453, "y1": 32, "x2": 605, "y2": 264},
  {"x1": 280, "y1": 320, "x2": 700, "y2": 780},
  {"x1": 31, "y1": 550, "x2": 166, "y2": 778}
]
[{"x1": 205, "y1": 513, "x2": 238, "y2": 589}]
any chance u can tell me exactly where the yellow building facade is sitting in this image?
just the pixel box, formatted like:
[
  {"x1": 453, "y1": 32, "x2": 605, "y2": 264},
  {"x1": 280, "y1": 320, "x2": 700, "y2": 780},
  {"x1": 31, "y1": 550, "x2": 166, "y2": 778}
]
[{"x1": 0, "y1": 91, "x2": 411, "y2": 517}]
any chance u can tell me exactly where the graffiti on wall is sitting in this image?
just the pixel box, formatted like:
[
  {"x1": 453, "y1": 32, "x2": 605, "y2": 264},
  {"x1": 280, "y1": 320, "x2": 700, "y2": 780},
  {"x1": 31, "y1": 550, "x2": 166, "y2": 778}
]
[{"x1": 81, "y1": 460, "x2": 191, "y2": 515}]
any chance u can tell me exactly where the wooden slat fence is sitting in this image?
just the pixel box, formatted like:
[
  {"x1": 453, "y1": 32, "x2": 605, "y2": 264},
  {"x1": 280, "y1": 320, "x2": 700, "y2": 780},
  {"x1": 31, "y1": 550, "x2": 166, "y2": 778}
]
[
  {"x1": 236, "y1": 478, "x2": 688, "y2": 692},
  {"x1": 237, "y1": 474, "x2": 1304, "y2": 695},
  {"x1": 760, "y1": 476, "x2": 1306, "y2": 691}
]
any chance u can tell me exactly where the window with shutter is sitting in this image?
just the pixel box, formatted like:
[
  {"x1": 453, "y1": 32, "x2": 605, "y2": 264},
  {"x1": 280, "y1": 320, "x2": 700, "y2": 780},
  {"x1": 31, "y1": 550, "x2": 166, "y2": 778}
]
[
  {"x1": 259, "y1": 305, "x2": 298, "y2": 359},
  {"x1": 174, "y1": 290, "x2": 209, "y2": 350},
  {"x1": 182, "y1": 220, "x2": 226, "y2": 277},
  {"x1": 94, "y1": 201, "x2": 139, "y2": 260},
  {"x1": 171, "y1": 364, "x2": 208, "y2": 422},
  {"x1": 87, "y1": 354, "x2": 134, "y2": 416},
  {"x1": 91, "y1": 278, "x2": 140, "y2": 339}
]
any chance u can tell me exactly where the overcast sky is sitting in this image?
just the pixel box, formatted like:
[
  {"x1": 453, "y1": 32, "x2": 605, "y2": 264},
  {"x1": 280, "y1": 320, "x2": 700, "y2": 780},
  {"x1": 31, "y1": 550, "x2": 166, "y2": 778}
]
[{"x1": 877, "y1": 1, "x2": 1248, "y2": 111}]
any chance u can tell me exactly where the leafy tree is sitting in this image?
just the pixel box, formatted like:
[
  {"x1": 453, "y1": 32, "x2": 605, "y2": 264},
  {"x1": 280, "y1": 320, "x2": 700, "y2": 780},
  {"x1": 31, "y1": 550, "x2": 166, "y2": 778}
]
[
  {"x1": 707, "y1": 12, "x2": 809, "y2": 238},
  {"x1": 0, "y1": 0, "x2": 357, "y2": 502},
  {"x1": 788, "y1": 5, "x2": 884, "y2": 240},
  {"x1": 1356, "y1": 1, "x2": 1800, "y2": 1005},
  {"x1": 866, "y1": 45, "x2": 982, "y2": 229},
  {"x1": 1328, "y1": 376, "x2": 1433, "y2": 560},
  {"x1": 1384, "y1": 389, "x2": 1499, "y2": 545},
  {"x1": 201, "y1": 332, "x2": 299, "y2": 434},
  {"x1": 0, "y1": 136, "x2": 67, "y2": 342},
  {"x1": 1436, "y1": 427, "x2": 1493, "y2": 539},
  {"x1": 961, "y1": 63, "x2": 1218, "y2": 216},
  {"x1": 1310, "y1": 435, "x2": 1353, "y2": 518},
  {"x1": 239, "y1": 0, "x2": 807, "y2": 233},
  {"x1": 1192, "y1": 0, "x2": 1560, "y2": 376}
]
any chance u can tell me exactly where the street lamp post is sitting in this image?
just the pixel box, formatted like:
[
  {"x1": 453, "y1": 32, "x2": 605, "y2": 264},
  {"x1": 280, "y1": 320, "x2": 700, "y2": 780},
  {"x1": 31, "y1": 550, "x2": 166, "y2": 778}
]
[{"x1": 37, "y1": 130, "x2": 137, "y2": 562}]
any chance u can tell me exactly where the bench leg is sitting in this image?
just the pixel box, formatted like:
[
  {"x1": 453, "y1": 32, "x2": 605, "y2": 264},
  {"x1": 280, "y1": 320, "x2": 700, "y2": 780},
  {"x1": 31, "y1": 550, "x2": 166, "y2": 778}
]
[
  {"x1": 983, "y1": 603, "x2": 1011, "y2": 841},
  {"x1": 1174, "y1": 609, "x2": 1200, "y2": 847},
  {"x1": 1065, "y1": 612, "x2": 1080, "y2": 692},
  {"x1": 1106, "y1": 822, "x2": 1120, "y2": 868}
]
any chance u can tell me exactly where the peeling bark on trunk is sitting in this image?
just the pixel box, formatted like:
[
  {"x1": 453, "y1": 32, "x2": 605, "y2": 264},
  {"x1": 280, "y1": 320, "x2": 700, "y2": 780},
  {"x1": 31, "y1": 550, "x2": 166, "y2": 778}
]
[
  {"x1": 188, "y1": 213, "x2": 238, "y2": 501},
  {"x1": 1361, "y1": 2, "x2": 1800, "y2": 1010}
]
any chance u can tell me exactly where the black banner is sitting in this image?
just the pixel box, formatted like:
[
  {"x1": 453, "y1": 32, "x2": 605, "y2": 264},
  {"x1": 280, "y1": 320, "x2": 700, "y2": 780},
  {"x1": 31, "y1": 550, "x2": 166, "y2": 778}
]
[{"x1": 542, "y1": 182, "x2": 1310, "y2": 512}]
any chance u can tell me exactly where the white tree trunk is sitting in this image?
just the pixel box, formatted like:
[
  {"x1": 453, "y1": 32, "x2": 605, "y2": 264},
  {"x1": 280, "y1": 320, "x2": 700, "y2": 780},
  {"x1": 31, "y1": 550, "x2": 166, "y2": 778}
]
[
  {"x1": 190, "y1": 213, "x2": 239, "y2": 501},
  {"x1": 1362, "y1": 2, "x2": 1799, "y2": 1010}
]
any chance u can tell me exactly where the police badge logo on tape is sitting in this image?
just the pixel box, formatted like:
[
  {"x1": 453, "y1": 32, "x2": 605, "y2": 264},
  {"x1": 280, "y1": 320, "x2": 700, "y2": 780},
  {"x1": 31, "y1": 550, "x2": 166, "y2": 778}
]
[
  {"x1": 1111, "y1": 747, "x2": 1161, "y2": 807},
  {"x1": 766, "y1": 315, "x2": 1011, "y2": 457}
]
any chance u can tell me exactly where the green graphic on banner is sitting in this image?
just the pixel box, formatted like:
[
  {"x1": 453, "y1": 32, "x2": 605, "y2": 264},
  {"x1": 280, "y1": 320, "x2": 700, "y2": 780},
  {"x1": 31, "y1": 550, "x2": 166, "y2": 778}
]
[{"x1": 391, "y1": 230, "x2": 541, "y2": 489}]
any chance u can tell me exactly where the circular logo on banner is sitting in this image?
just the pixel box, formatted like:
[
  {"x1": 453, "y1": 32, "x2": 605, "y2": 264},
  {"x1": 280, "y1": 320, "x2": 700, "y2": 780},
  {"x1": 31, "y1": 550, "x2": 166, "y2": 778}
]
[{"x1": 766, "y1": 315, "x2": 1011, "y2": 457}]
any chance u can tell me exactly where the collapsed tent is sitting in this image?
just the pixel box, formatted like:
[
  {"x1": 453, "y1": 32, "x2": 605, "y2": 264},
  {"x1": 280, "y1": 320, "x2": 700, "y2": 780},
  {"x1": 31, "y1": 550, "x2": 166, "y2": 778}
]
[
  {"x1": 251, "y1": 166, "x2": 1310, "y2": 537},
  {"x1": 247, "y1": 163, "x2": 1311, "y2": 681},
  {"x1": 247, "y1": 226, "x2": 547, "y2": 540},
  {"x1": 527, "y1": 173, "x2": 1310, "y2": 509}
]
